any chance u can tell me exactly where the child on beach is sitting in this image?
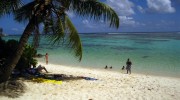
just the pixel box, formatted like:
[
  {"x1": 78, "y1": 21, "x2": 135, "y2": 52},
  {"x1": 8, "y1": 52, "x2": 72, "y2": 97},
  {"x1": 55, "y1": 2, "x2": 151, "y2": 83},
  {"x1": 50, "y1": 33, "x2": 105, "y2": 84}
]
[
  {"x1": 45, "y1": 53, "x2": 48, "y2": 65},
  {"x1": 110, "y1": 66, "x2": 112, "y2": 69},
  {"x1": 122, "y1": 66, "x2": 125, "y2": 70}
]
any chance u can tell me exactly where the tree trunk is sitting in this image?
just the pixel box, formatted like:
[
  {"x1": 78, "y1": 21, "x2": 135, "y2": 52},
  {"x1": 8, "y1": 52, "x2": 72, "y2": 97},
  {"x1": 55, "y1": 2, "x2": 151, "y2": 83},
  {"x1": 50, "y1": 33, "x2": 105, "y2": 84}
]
[{"x1": 0, "y1": 17, "x2": 36, "y2": 83}]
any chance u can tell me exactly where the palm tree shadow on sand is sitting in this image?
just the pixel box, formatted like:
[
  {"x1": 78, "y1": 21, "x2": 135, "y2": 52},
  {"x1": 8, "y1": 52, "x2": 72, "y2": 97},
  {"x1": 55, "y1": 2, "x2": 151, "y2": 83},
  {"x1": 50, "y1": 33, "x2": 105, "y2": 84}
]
[
  {"x1": 36, "y1": 73, "x2": 87, "y2": 81},
  {"x1": 0, "y1": 79, "x2": 26, "y2": 98},
  {"x1": 0, "y1": 73, "x2": 98, "y2": 98},
  {"x1": 20, "y1": 73, "x2": 98, "y2": 81}
]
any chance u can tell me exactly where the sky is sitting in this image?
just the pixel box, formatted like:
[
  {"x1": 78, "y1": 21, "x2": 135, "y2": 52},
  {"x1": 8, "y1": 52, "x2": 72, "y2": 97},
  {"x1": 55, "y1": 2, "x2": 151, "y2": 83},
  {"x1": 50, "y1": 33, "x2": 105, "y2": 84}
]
[{"x1": 0, "y1": 0, "x2": 180, "y2": 34}]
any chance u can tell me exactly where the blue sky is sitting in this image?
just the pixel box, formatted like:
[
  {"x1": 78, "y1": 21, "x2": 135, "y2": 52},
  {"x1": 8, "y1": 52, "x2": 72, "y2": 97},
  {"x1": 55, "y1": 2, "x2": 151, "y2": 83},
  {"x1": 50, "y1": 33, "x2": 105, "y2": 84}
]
[{"x1": 0, "y1": 0, "x2": 180, "y2": 34}]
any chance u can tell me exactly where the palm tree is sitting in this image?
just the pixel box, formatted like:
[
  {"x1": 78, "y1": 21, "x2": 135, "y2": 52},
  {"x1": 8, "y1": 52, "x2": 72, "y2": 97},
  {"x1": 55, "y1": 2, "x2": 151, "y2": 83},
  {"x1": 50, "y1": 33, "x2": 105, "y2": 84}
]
[
  {"x1": 0, "y1": 0, "x2": 23, "y2": 84},
  {"x1": 0, "y1": 0, "x2": 119, "y2": 83}
]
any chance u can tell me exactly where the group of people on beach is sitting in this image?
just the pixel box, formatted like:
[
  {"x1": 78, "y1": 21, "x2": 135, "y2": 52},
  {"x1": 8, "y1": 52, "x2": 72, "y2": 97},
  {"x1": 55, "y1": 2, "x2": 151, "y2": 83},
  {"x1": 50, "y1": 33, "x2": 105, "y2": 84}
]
[
  {"x1": 104, "y1": 65, "x2": 112, "y2": 69},
  {"x1": 41, "y1": 53, "x2": 133, "y2": 75},
  {"x1": 39, "y1": 53, "x2": 133, "y2": 75},
  {"x1": 104, "y1": 58, "x2": 132, "y2": 74}
]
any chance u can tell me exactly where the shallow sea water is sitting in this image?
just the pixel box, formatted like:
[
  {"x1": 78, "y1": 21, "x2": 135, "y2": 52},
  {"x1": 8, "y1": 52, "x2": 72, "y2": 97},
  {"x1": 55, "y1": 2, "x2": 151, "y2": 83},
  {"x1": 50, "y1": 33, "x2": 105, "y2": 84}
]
[{"x1": 3, "y1": 32, "x2": 180, "y2": 77}]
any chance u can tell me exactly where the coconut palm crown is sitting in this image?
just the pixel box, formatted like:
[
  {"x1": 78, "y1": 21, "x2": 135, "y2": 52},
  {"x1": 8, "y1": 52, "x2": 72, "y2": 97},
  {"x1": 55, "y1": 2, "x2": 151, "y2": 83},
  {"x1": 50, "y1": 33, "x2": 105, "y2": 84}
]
[
  {"x1": 0, "y1": 0, "x2": 119, "y2": 83},
  {"x1": 15, "y1": 0, "x2": 119, "y2": 61},
  {"x1": 0, "y1": 0, "x2": 22, "y2": 16}
]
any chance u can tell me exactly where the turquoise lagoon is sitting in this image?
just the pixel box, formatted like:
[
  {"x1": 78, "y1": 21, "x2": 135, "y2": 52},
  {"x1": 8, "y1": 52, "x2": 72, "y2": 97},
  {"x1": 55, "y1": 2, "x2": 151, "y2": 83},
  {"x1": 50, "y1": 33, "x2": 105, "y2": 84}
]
[{"x1": 2, "y1": 32, "x2": 180, "y2": 77}]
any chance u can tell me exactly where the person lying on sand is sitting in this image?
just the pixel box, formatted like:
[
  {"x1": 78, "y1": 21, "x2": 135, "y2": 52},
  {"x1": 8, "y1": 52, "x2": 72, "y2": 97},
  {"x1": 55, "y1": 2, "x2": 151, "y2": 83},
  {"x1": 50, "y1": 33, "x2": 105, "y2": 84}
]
[
  {"x1": 27, "y1": 65, "x2": 48, "y2": 75},
  {"x1": 36, "y1": 65, "x2": 48, "y2": 73}
]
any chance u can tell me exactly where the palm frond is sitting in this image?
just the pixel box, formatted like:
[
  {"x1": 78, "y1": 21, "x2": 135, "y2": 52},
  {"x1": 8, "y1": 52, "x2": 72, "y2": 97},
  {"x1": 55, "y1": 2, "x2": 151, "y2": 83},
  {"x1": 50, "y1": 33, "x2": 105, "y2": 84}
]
[
  {"x1": 55, "y1": 0, "x2": 71, "y2": 10},
  {"x1": 47, "y1": 17, "x2": 65, "y2": 45},
  {"x1": 14, "y1": 1, "x2": 35, "y2": 22},
  {"x1": 10, "y1": 0, "x2": 119, "y2": 62},
  {"x1": 0, "y1": 0, "x2": 23, "y2": 17},
  {"x1": 43, "y1": 18, "x2": 53, "y2": 34},
  {"x1": 69, "y1": 0, "x2": 119, "y2": 28},
  {"x1": 52, "y1": 17, "x2": 65, "y2": 44},
  {"x1": 65, "y1": 15, "x2": 82, "y2": 61}
]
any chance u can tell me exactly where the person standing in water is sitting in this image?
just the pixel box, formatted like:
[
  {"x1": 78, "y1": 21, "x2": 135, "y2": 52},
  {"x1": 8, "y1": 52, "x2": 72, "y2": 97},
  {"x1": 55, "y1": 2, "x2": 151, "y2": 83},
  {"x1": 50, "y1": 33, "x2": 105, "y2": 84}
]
[
  {"x1": 45, "y1": 53, "x2": 48, "y2": 65},
  {"x1": 126, "y1": 58, "x2": 132, "y2": 74}
]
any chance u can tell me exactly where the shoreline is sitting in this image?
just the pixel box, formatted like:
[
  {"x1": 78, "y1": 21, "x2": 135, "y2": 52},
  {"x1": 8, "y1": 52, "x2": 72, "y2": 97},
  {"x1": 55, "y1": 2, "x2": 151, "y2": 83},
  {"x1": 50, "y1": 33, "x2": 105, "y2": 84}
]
[
  {"x1": 42, "y1": 62, "x2": 180, "y2": 80},
  {"x1": 1, "y1": 62, "x2": 180, "y2": 100},
  {"x1": 38, "y1": 60, "x2": 180, "y2": 79}
]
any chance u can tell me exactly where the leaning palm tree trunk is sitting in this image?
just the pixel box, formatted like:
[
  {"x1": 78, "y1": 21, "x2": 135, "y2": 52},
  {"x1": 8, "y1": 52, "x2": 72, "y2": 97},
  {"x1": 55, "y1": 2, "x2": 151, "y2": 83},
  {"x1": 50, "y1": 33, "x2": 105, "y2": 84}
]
[
  {"x1": 0, "y1": 16, "x2": 35, "y2": 83},
  {"x1": 0, "y1": 0, "x2": 120, "y2": 84}
]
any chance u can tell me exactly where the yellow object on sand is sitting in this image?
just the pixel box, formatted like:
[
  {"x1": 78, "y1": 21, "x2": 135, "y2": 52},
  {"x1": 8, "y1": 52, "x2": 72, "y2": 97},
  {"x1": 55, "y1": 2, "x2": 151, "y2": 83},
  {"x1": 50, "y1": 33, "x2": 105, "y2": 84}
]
[{"x1": 32, "y1": 78, "x2": 62, "y2": 85}]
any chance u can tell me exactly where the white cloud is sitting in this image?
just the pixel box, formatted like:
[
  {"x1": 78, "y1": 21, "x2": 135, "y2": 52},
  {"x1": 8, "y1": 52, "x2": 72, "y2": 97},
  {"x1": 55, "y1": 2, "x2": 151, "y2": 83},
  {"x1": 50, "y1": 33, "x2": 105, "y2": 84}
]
[
  {"x1": 119, "y1": 16, "x2": 145, "y2": 27},
  {"x1": 119, "y1": 16, "x2": 135, "y2": 26},
  {"x1": 106, "y1": 0, "x2": 135, "y2": 16},
  {"x1": 66, "y1": 11, "x2": 75, "y2": 18},
  {"x1": 147, "y1": 0, "x2": 175, "y2": 13},
  {"x1": 105, "y1": 0, "x2": 142, "y2": 27},
  {"x1": 137, "y1": 6, "x2": 145, "y2": 13},
  {"x1": 82, "y1": 19, "x2": 110, "y2": 29},
  {"x1": 82, "y1": 20, "x2": 89, "y2": 24},
  {"x1": 82, "y1": 19, "x2": 95, "y2": 28},
  {"x1": 81, "y1": 0, "x2": 145, "y2": 29}
]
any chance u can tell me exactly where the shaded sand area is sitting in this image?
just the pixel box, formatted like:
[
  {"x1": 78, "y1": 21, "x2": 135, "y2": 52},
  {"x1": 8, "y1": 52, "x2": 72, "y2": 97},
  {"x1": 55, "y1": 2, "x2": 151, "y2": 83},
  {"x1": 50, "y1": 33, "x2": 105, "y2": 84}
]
[{"x1": 1, "y1": 62, "x2": 180, "y2": 100}]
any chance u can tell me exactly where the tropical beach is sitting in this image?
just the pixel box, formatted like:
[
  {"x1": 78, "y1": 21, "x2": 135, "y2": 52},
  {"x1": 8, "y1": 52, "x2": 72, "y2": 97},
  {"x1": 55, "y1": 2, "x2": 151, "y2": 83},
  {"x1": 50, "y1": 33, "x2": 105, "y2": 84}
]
[
  {"x1": 1, "y1": 32, "x2": 180, "y2": 100},
  {"x1": 1, "y1": 33, "x2": 180, "y2": 100},
  {"x1": 0, "y1": 62, "x2": 180, "y2": 100},
  {"x1": 4, "y1": 33, "x2": 180, "y2": 77},
  {"x1": 0, "y1": 0, "x2": 180, "y2": 100}
]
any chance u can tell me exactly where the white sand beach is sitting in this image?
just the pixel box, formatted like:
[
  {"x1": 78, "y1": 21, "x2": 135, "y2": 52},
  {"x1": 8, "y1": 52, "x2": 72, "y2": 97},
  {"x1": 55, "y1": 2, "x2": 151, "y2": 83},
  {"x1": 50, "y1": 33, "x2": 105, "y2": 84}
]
[{"x1": 1, "y1": 62, "x2": 180, "y2": 100}]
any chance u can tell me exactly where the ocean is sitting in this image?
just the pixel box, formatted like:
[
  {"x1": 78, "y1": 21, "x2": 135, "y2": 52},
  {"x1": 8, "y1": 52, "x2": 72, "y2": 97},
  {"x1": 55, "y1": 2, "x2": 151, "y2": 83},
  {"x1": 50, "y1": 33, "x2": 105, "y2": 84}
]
[{"x1": 2, "y1": 32, "x2": 180, "y2": 78}]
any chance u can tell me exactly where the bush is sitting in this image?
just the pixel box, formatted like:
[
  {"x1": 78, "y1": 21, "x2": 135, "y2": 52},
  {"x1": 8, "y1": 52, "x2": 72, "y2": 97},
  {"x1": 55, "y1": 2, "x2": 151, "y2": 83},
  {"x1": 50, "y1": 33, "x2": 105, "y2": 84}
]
[
  {"x1": 0, "y1": 38, "x2": 37, "y2": 71},
  {"x1": 16, "y1": 45, "x2": 38, "y2": 70}
]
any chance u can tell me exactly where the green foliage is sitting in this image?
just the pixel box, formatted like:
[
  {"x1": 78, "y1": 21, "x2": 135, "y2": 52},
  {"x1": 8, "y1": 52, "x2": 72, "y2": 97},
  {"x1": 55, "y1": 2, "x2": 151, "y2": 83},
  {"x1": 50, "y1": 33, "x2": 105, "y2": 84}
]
[
  {"x1": 0, "y1": 38, "x2": 18, "y2": 59},
  {"x1": 0, "y1": 0, "x2": 22, "y2": 17},
  {"x1": 65, "y1": 15, "x2": 82, "y2": 61},
  {"x1": 0, "y1": 37, "x2": 6, "y2": 56},
  {"x1": 16, "y1": 45, "x2": 38, "y2": 70},
  {"x1": 6, "y1": 39, "x2": 19, "y2": 57},
  {"x1": 13, "y1": 0, "x2": 120, "y2": 61},
  {"x1": 69, "y1": 0, "x2": 119, "y2": 28},
  {"x1": 0, "y1": 38, "x2": 37, "y2": 71}
]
